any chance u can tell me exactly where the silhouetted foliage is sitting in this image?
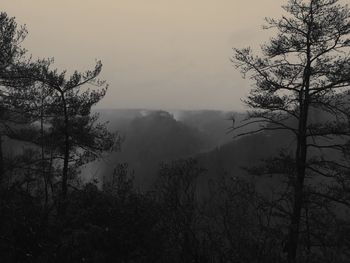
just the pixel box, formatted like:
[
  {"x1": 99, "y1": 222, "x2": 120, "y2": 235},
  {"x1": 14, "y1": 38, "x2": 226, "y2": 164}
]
[{"x1": 233, "y1": 0, "x2": 350, "y2": 262}]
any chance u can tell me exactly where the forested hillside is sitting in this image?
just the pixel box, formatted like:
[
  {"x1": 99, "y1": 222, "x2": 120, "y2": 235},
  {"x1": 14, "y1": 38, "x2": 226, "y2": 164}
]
[{"x1": 87, "y1": 109, "x2": 248, "y2": 189}]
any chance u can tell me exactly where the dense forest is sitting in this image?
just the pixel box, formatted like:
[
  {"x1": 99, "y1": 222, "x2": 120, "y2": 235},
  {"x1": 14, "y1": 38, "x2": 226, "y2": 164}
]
[{"x1": 1, "y1": 0, "x2": 350, "y2": 262}]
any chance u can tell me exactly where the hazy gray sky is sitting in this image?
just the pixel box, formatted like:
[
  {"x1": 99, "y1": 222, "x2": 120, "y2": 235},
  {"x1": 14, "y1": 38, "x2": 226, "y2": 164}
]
[{"x1": 3, "y1": 0, "x2": 284, "y2": 110}]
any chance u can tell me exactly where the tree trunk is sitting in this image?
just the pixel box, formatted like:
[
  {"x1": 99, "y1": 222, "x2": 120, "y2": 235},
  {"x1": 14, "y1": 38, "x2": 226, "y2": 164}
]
[
  {"x1": 287, "y1": 132, "x2": 307, "y2": 262},
  {"x1": 287, "y1": 17, "x2": 312, "y2": 260},
  {"x1": 40, "y1": 96, "x2": 49, "y2": 206},
  {"x1": 0, "y1": 134, "x2": 3, "y2": 186},
  {"x1": 60, "y1": 91, "x2": 69, "y2": 215}
]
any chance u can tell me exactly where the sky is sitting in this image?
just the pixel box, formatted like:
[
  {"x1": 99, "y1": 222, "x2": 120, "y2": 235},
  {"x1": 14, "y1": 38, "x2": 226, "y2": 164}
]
[{"x1": 2, "y1": 0, "x2": 285, "y2": 111}]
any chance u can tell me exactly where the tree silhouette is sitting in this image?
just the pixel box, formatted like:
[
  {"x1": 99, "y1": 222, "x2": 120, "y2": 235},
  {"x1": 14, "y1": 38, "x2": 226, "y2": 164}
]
[
  {"x1": 0, "y1": 13, "x2": 54, "y2": 189},
  {"x1": 232, "y1": 0, "x2": 350, "y2": 261},
  {"x1": 33, "y1": 61, "x2": 119, "y2": 214},
  {"x1": 0, "y1": 12, "x2": 28, "y2": 183}
]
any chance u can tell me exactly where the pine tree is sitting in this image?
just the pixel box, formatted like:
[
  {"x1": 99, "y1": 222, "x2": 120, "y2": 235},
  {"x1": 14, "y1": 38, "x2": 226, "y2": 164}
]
[
  {"x1": 36, "y1": 61, "x2": 119, "y2": 214},
  {"x1": 233, "y1": 0, "x2": 350, "y2": 261}
]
